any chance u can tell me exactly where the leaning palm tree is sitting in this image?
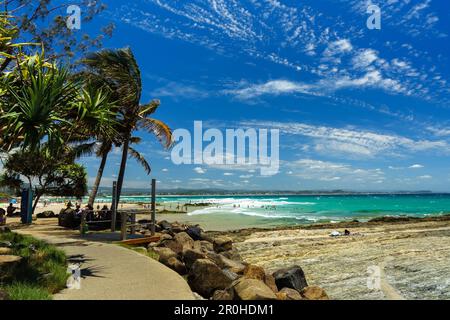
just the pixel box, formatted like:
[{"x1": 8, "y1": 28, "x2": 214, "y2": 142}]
[
  {"x1": 82, "y1": 48, "x2": 172, "y2": 206},
  {"x1": 86, "y1": 137, "x2": 149, "y2": 208}
]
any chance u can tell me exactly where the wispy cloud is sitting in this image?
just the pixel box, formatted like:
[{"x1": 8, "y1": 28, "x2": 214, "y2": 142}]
[
  {"x1": 112, "y1": 0, "x2": 449, "y2": 103},
  {"x1": 150, "y1": 82, "x2": 209, "y2": 100},
  {"x1": 240, "y1": 120, "x2": 448, "y2": 158},
  {"x1": 287, "y1": 159, "x2": 385, "y2": 184}
]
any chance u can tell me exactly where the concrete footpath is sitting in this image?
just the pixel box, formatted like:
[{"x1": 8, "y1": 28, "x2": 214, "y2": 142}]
[{"x1": 13, "y1": 219, "x2": 194, "y2": 300}]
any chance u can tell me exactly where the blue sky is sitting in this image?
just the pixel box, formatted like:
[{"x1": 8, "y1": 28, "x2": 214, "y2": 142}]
[{"x1": 76, "y1": 0, "x2": 450, "y2": 191}]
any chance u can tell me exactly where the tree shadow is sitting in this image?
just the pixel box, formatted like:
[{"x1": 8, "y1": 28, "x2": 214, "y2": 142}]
[{"x1": 81, "y1": 265, "x2": 105, "y2": 279}]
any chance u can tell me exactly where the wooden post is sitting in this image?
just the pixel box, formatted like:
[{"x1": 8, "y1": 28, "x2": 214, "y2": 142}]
[
  {"x1": 120, "y1": 211, "x2": 127, "y2": 241},
  {"x1": 151, "y1": 178, "x2": 156, "y2": 236},
  {"x1": 111, "y1": 181, "x2": 117, "y2": 232},
  {"x1": 130, "y1": 212, "x2": 136, "y2": 235},
  {"x1": 80, "y1": 211, "x2": 87, "y2": 235}
]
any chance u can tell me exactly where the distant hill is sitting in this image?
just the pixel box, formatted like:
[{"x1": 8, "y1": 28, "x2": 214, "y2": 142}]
[{"x1": 92, "y1": 187, "x2": 438, "y2": 196}]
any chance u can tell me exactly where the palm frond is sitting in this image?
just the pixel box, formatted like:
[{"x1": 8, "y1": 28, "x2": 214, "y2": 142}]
[
  {"x1": 82, "y1": 47, "x2": 141, "y2": 108},
  {"x1": 129, "y1": 136, "x2": 142, "y2": 144},
  {"x1": 138, "y1": 100, "x2": 160, "y2": 117},
  {"x1": 128, "y1": 146, "x2": 151, "y2": 174},
  {"x1": 70, "y1": 142, "x2": 97, "y2": 159},
  {"x1": 138, "y1": 118, "x2": 173, "y2": 149}
]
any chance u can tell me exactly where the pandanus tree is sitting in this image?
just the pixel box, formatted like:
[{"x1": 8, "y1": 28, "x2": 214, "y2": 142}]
[
  {"x1": 0, "y1": 53, "x2": 117, "y2": 208},
  {"x1": 82, "y1": 48, "x2": 173, "y2": 206},
  {"x1": 0, "y1": 54, "x2": 116, "y2": 153}
]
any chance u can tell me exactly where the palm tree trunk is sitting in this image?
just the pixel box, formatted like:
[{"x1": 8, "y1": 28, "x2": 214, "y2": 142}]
[
  {"x1": 88, "y1": 150, "x2": 109, "y2": 207},
  {"x1": 32, "y1": 193, "x2": 42, "y2": 215},
  {"x1": 115, "y1": 134, "x2": 130, "y2": 209}
]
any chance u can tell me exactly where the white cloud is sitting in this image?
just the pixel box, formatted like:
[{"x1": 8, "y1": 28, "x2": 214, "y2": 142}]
[
  {"x1": 418, "y1": 175, "x2": 432, "y2": 179},
  {"x1": 226, "y1": 70, "x2": 405, "y2": 100},
  {"x1": 224, "y1": 80, "x2": 313, "y2": 100},
  {"x1": 162, "y1": 168, "x2": 169, "y2": 172},
  {"x1": 241, "y1": 120, "x2": 448, "y2": 158},
  {"x1": 194, "y1": 167, "x2": 206, "y2": 174},
  {"x1": 352, "y1": 49, "x2": 378, "y2": 69},
  {"x1": 323, "y1": 39, "x2": 353, "y2": 56},
  {"x1": 287, "y1": 159, "x2": 385, "y2": 185},
  {"x1": 427, "y1": 127, "x2": 450, "y2": 137},
  {"x1": 409, "y1": 164, "x2": 424, "y2": 169},
  {"x1": 223, "y1": 172, "x2": 234, "y2": 176},
  {"x1": 150, "y1": 82, "x2": 209, "y2": 99}
]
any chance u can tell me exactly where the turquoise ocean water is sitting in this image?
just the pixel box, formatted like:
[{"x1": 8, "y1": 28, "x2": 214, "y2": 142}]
[{"x1": 77, "y1": 194, "x2": 450, "y2": 224}]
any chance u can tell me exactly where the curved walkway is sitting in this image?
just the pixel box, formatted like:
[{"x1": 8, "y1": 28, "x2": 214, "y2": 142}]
[{"x1": 13, "y1": 219, "x2": 194, "y2": 300}]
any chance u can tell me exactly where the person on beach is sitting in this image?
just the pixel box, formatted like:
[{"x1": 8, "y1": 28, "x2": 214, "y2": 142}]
[
  {"x1": 73, "y1": 204, "x2": 81, "y2": 218},
  {"x1": 0, "y1": 208, "x2": 6, "y2": 225},
  {"x1": 6, "y1": 203, "x2": 18, "y2": 217}
]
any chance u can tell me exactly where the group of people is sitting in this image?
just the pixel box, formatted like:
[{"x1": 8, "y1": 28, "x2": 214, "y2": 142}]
[
  {"x1": 0, "y1": 203, "x2": 19, "y2": 225},
  {"x1": 65, "y1": 201, "x2": 111, "y2": 221}
]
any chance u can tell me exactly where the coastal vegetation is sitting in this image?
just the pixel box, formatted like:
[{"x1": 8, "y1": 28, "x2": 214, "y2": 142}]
[
  {"x1": 0, "y1": 229, "x2": 68, "y2": 300},
  {"x1": 0, "y1": 7, "x2": 173, "y2": 211}
]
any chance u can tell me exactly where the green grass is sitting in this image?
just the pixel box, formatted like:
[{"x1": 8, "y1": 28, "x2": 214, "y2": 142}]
[
  {"x1": 0, "y1": 231, "x2": 69, "y2": 300},
  {"x1": 3, "y1": 283, "x2": 52, "y2": 300}
]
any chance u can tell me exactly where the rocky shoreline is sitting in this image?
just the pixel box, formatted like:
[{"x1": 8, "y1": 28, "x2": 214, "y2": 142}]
[
  {"x1": 208, "y1": 213, "x2": 450, "y2": 241},
  {"x1": 138, "y1": 214, "x2": 450, "y2": 300},
  {"x1": 141, "y1": 220, "x2": 328, "y2": 300}
]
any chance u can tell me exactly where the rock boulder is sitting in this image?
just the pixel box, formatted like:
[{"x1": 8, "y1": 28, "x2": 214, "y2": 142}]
[
  {"x1": 213, "y1": 236, "x2": 233, "y2": 253},
  {"x1": 151, "y1": 247, "x2": 177, "y2": 263},
  {"x1": 186, "y1": 226, "x2": 203, "y2": 241},
  {"x1": 182, "y1": 248, "x2": 206, "y2": 269},
  {"x1": 243, "y1": 264, "x2": 266, "y2": 280},
  {"x1": 207, "y1": 252, "x2": 246, "y2": 274},
  {"x1": 174, "y1": 232, "x2": 194, "y2": 250},
  {"x1": 157, "y1": 239, "x2": 183, "y2": 255},
  {"x1": 277, "y1": 288, "x2": 303, "y2": 300},
  {"x1": 187, "y1": 259, "x2": 233, "y2": 298},
  {"x1": 212, "y1": 289, "x2": 234, "y2": 300},
  {"x1": 165, "y1": 257, "x2": 187, "y2": 275},
  {"x1": 233, "y1": 278, "x2": 277, "y2": 300},
  {"x1": 264, "y1": 274, "x2": 278, "y2": 293},
  {"x1": 301, "y1": 286, "x2": 329, "y2": 300},
  {"x1": 0, "y1": 247, "x2": 13, "y2": 255},
  {"x1": 273, "y1": 265, "x2": 308, "y2": 292}
]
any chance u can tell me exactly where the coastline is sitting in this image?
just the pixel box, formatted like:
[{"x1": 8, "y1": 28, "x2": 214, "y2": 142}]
[{"x1": 5, "y1": 200, "x2": 450, "y2": 300}]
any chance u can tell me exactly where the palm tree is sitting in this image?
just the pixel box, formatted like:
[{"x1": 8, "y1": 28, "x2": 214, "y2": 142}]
[
  {"x1": 1, "y1": 54, "x2": 118, "y2": 209},
  {"x1": 82, "y1": 48, "x2": 172, "y2": 206}
]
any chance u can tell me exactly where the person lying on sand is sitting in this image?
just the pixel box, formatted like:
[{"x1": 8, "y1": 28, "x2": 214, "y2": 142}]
[{"x1": 330, "y1": 229, "x2": 362, "y2": 237}]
